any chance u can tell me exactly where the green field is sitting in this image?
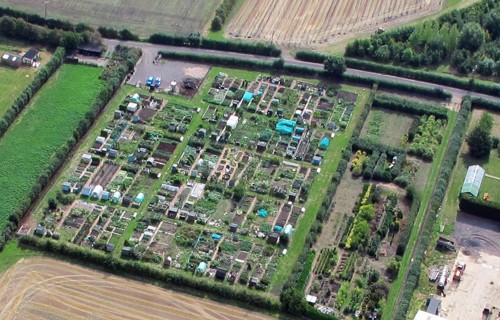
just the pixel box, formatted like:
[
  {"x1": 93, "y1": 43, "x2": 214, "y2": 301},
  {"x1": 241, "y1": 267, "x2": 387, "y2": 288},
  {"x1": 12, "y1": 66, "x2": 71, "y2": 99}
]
[
  {"x1": 0, "y1": 64, "x2": 103, "y2": 233},
  {"x1": 0, "y1": 0, "x2": 221, "y2": 36},
  {"x1": 0, "y1": 40, "x2": 47, "y2": 117}
]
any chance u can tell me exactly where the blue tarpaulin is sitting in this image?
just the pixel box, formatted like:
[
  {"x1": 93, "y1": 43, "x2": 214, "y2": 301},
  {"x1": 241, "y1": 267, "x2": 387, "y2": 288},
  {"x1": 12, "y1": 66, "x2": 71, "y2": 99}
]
[
  {"x1": 258, "y1": 209, "x2": 268, "y2": 217},
  {"x1": 211, "y1": 233, "x2": 222, "y2": 240},
  {"x1": 319, "y1": 137, "x2": 330, "y2": 150},
  {"x1": 243, "y1": 92, "x2": 254, "y2": 102},
  {"x1": 275, "y1": 119, "x2": 296, "y2": 135}
]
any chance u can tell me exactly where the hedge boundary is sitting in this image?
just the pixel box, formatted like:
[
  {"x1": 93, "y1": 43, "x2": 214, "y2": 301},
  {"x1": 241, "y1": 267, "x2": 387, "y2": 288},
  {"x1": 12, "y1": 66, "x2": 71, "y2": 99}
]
[
  {"x1": 296, "y1": 50, "x2": 500, "y2": 97},
  {"x1": 459, "y1": 194, "x2": 500, "y2": 221},
  {"x1": 373, "y1": 94, "x2": 448, "y2": 119},
  {"x1": 18, "y1": 235, "x2": 282, "y2": 312},
  {"x1": 0, "y1": 47, "x2": 65, "y2": 138}
]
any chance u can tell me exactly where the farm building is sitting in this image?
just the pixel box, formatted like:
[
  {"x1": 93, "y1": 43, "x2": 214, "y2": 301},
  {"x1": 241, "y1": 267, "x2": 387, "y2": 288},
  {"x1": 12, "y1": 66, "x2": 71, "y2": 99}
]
[
  {"x1": 77, "y1": 43, "x2": 104, "y2": 57},
  {"x1": 460, "y1": 165, "x2": 485, "y2": 197},
  {"x1": 22, "y1": 48, "x2": 39, "y2": 65},
  {"x1": 276, "y1": 119, "x2": 296, "y2": 135},
  {"x1": 319, "y1": 137, "x2": 330, "y2": 150},
  {"x1": 2, "y1": 53, "x2": 22, "y2": 68}
]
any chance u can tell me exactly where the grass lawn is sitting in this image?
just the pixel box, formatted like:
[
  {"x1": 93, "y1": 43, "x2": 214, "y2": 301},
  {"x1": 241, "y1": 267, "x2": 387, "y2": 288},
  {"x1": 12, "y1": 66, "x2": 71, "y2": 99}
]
[
  {"x1": 0, "y1": 64, "x2": 103, "y2": 234},
  {"x1": 0, "y1": 39, "x2": 51, "y2": 117},
  {"x1": 383, "y1": 109, "x2": 457, "y2": 319},
  {"x1": 270, "y1": 85, "x2": 370, "y2": 293},
  {"x1": 0, "y1": 240, "x2": 40, "y2": 274},
  {"x1": 480, "y1": 176, "x2": 500, "y2": 202},
  {"x1": 360, "y1": 109, "x2": 414, "y2": 148}
]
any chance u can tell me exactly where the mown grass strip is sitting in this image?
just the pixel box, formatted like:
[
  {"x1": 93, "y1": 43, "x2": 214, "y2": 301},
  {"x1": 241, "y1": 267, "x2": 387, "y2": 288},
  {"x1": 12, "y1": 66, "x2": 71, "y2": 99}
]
[{"x1": 383, "y1": 109, "x2": 457, "y2": 319}]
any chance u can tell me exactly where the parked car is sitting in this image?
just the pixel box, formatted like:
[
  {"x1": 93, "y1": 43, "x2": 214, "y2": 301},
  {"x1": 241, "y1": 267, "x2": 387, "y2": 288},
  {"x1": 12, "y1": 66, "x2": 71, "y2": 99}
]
[
  {"x1": 154, "y1": 77, "x2": 162, "y2": 88},
  {"x1": 146, "y1": 76, "x2": 154, "y2": 86}
]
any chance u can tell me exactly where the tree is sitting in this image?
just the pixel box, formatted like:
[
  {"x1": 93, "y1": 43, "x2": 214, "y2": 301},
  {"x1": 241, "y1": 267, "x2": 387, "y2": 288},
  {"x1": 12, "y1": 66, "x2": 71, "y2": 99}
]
[
  {"x1": 323, "y1": 55, "x2": 346, "y2": 78},
  {"x1": 233, "y1": 184, "x2": 246, "y2": 201},
  {"x1": 211, "y1": 16, "x2": 222, "y2": 31},
  {"x1": 459, "y1": 22, "x2": 485, "y2": 51},
  {"x1": 60, "y1": 31, "x2": 83, "y2": 50},
  {"x1": 119, "y1": 29, "x2": 138, "y2": 41},
  {"x1": 478, "y1": 58, "x2": 495, "y2": 76},
  {"x1": 467, "y1": 113, "x2": 493, "y2": 158},
  {"x1": 386, "y1": 258, "x2": 400, "y2": 280},
  {"x1": 48, "y1": 198, "x2": 57, "y2": 210},
  {"x1": 485, "y1": 10, "x2": 500, "y2": 40}
]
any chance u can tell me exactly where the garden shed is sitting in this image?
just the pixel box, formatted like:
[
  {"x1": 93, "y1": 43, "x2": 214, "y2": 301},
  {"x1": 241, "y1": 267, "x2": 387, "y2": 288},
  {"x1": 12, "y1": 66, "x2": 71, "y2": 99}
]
[
  {"x1": 1, "y1": 53, "x2": 22, "y2": 68},
  {"x1": 82, "y1": 185, "x2": 93, "y2": 197},
  {"x1": 127, "y1": 102, "x2": 138, "y2": 113},
  {"x1": 227, "y1": 115, "x2": 239, "y2": 129},
  {"x1": 112, "y1": 191, "x2": 121, "y2": 203},
  {"x1": 461, "y1": 165, "x2": 485, "y2": 197},
  {"x1": 312, "y1": 156, "x2": 322, "y2": 165},
  {"x1": 22, "y1": 48, "x2": 39, "y2": 65},
  {"x1": 319, "y1": 137, "x2": 330, "y2": 150},
  {"x1": 196, "y1": 262, "x2": 207, "y2": 274},
  {"x1": 81, "y1": 153, "x2": 92, "y2": 164},
  {"x1": 101, "y1": 191, "x2": 110, "y2": 201},
  {"x1": 134, "y1": 193, "x2": 145, "y2": 203},
  {"x1": 62, "y1": 182, "x2": 72, "y2": 192}
]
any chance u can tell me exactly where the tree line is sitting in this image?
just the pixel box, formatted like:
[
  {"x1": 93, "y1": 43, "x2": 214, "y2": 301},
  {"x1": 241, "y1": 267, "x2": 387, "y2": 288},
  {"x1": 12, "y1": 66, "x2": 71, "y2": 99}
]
[
  {"x1": 345, "y1": 0, "x2": 500, "y2": 77},
  {"x1": 211, "y1": 0, "x2": 237, "y2": 31}
]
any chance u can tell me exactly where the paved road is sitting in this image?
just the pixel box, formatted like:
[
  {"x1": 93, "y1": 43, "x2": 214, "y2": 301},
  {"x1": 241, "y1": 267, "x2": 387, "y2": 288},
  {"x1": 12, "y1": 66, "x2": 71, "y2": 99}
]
[{"x1": 104, "y1": 39, "x2": 500, "y2": 102}]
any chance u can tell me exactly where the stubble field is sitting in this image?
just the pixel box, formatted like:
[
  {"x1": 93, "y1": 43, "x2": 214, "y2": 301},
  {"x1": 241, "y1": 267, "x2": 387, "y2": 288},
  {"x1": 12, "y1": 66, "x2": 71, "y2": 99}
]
[
  {"x1": 227, "y1": 0, "x2": 443, "y2": 48},
  {"x1": 0, "y1": 0, "x2": 221, "y2": 36},
  {"x1": 0, "y1": 257, "x2": 275, "y2": 320}
]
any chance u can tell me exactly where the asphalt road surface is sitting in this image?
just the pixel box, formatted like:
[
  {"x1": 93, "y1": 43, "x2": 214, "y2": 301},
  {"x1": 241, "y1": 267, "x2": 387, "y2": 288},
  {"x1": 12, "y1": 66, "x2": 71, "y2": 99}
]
[{"x1": 104, "y1": 39, "x2": 500, "y2": 103}]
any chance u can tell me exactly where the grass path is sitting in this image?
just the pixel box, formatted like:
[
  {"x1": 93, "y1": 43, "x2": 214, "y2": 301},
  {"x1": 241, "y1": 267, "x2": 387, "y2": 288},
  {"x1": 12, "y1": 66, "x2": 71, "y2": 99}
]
[{"x1": 383, "y1": 109, "x2": 458, "y2": 319}]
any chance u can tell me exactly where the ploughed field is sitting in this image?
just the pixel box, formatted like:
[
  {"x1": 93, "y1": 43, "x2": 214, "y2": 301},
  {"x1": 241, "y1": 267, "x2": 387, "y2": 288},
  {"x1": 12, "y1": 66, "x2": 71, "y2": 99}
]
[
  {"x1": 227, "y1": 0, "x2": 442, "y2": 48},
  {"x1": 0, "y1": 64, "x2": 103, "y2": 234},
  {"x1": 0, "y1": 257, "x2": 274, "y2": 320},
  {"x1": 0, "y1": 0, "x2": 220, "y2": 36}
]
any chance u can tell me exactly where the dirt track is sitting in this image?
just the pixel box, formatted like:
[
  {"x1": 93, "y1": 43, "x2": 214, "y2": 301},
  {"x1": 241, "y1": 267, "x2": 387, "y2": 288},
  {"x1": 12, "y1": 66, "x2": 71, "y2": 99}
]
[
  {"x1": 0, "y1": 258, "x2": 275, "y2": 320},
  {"x1": 227, "y1": 0, "x2": 442, "y2": 48}
]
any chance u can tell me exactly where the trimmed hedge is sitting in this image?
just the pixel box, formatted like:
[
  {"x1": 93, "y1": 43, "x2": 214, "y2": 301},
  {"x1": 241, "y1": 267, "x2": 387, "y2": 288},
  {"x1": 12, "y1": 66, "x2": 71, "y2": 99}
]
[
  {"x1": 459, "y1": 194, "x2": 500, "y2": 221},
  {"x1": 393, "y1": 97, "x2": 472, "y2": 318},
  {"x1": 0, "y1": 47, "x2": 65, "y2": 138},
  {"x1": 373, "y1": 94, "x2": 448, "y2": 119},
  {"x1": 296, "y1": 50, "x2": 500, "y2": 98},
  {"x1": 342, "y1": 74, "x2": 451, "y2": 99},
  {"x1": 151, "y1": 35, "x2": 281, "y2": 57},
  {"x1": 352, "y1": 137, "x2": 405, "y2": 157},
  {"x1": 19, "y1": 235, "x2": 281, "y2": 312},
  {"x1": 470, "y1": 97, "x2": 500, "y2": 112},
  {"x1": 345, "y1": 58, "x2": 500, "y2": 98}
]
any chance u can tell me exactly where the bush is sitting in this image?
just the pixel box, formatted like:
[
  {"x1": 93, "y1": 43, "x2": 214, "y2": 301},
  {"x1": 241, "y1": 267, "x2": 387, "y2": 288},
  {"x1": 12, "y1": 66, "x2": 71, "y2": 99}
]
[{"x1": 373, "y1": 94, "x2": 448, "y2": 119}]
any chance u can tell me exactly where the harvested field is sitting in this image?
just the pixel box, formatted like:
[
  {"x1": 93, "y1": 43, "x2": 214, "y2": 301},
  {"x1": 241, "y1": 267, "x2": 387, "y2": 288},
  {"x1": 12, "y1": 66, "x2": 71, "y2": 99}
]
[
  {"x1": 0, "y1": 0, "x2": 220, "y2": 36},
  {"x1": 0, "y1": 257, "x2": 275, "y2": 320},
  {"x1": 227, "y1": 0, "x2": 443, "y2": 48}
]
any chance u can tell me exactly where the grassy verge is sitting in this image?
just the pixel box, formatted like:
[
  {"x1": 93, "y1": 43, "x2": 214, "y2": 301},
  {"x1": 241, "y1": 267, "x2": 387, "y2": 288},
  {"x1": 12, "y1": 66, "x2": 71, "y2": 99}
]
[
  {"x1": 0, "y1": 64, "x2": 103, "y2": 233},
  {"x1": 271, "y1": 85, "x2": 370, "y2": 292},
  {"x1": 0, "y1": 240, "x2": 40, "y2": 273},
  {"x1": 383, "y1": 109, "x2": 458, "y2": 319}
]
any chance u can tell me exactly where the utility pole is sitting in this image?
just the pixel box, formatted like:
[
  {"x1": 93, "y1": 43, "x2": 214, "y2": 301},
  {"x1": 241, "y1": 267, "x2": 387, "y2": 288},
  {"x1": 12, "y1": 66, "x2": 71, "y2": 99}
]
[{"x1": 44, "y1": 1, "x2": 50, "y2": 20}]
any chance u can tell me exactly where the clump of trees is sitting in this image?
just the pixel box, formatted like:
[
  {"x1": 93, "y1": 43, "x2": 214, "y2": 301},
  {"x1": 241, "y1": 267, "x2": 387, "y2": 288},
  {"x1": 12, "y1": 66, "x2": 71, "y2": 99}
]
[
  {"x1": 323, "y1": 55, "x2": 346, "y2": 78},
  {"x1": 467, "y1": 112, "x2": 494, "y2": 158},
  {"x1": 345, "y1": 0, "x2": 500, "y2": 76}
]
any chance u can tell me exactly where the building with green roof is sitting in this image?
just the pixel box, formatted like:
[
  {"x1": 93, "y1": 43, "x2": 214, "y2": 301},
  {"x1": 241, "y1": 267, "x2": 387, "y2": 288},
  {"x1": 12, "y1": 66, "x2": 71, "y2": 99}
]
[{"x1": 461, "y1": 165, "x2": 484, "y2": 197}]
